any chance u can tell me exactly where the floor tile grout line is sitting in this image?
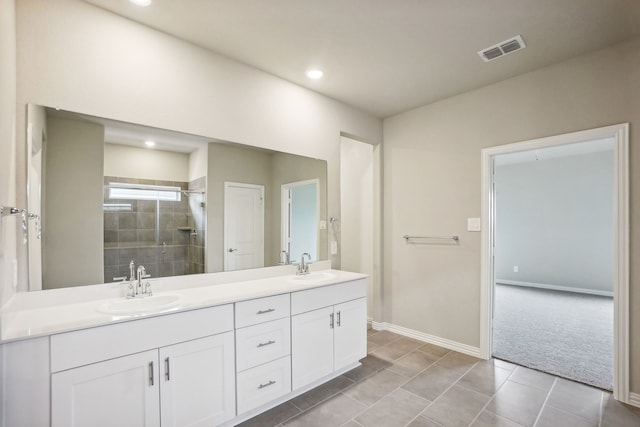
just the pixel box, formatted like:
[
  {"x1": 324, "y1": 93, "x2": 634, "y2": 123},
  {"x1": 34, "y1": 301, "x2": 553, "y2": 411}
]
[
  {"x1": 343, "y1": 346, "x2": 456, "y2": 426},
  {"x1": 416, "y1": 360, "x2": 482, "y2": 423},
  {"x1": 531, "y1": 377, "x2": 557, "y2": 427},
  {"x1": 464, "y1": 360, "x2": 524, "y2": 427}
]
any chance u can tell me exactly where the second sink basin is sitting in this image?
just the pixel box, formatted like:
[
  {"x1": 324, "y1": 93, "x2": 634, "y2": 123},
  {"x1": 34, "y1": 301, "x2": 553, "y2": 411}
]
[
  {"x1": 98, "y1": 294, "x2": 182, "y2": 315},
  {"x1": 290, "y1": 272, "x2": 336, "y2": 283}
]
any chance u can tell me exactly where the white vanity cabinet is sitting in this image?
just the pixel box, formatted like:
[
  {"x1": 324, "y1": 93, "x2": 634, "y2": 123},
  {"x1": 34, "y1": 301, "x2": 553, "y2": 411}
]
[
  {"x1": 291, "y1": 280, "x2": 367, "y2": 390},
  {"x1": 235, "y1": 294, "x2": 292, "y2": 414},
  {"x1": 52, "y1": 350, "x2": 161, "y2": 427},
  {"x1": 0, "y1": 270, "x2": 370, "y2": 427},
  {"x1": 50, "y1": 305, "x2": 236, "y2": 427},
  {"x1": 159, "y1": 332, "x2": 236, "y2": 427}
]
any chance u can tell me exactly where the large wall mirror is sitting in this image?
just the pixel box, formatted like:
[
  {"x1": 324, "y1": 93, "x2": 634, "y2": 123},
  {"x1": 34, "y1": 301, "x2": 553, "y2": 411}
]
[{"x1": 26, "y1": 105, "x2": 328, "y2": 291}]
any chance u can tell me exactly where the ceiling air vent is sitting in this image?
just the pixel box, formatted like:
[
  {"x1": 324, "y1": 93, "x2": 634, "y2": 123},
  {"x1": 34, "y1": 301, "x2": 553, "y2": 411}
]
[{"x1": 478, "y1": 35, "x2": 526, "y2": 62}]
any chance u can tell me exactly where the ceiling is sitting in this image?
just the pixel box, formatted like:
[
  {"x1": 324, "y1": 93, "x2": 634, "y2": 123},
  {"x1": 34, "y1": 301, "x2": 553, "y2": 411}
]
[{"x1": 83, "y1": 0, "x2": 640, "y2": 118}]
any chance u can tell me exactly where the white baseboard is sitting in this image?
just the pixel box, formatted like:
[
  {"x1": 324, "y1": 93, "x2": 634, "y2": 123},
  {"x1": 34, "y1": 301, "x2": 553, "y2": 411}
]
[
  {"x1": 369, "y1": 321, "x2": 482, "y2": 359},
  {"x1": 496, "y1": 280, "x2": 613, "y2": 297},
  {"x1": 629, "y1": 392, "x2": 640, "y2": 408}
]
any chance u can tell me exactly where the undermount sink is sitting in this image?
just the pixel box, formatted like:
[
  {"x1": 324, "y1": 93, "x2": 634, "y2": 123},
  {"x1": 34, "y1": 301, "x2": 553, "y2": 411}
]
[
  {"x1": 97, "y1": 294, "x2": 182, "y2": 315},
  {"x1": 290, "y1": 272, "x2": 336, "y2": 282}
]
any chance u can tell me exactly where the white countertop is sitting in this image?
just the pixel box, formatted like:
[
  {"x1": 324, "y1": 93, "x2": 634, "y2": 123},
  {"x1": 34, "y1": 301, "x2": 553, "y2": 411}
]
[{"x1": 0, "y1": 267, "x2": 366, "y2": 343}]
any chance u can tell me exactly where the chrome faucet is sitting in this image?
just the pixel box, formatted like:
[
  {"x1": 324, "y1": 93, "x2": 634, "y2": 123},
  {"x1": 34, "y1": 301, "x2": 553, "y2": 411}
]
[
  {"x1": 280, "y1": 250, "x2": 291, "y2": 265},
  {"x1": 297, "y1": 252, "x2": 311, "y2": 275},
  {"x1": 126, "y1": 264, "x2": 152, "y2": 298},
  {"x1": 129, "y1": 259, "x2": 136, "y2": 282}
]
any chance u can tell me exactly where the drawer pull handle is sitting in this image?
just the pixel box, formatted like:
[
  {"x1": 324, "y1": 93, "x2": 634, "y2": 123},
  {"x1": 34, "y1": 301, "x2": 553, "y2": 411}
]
[
  {"x1": 257, "y1": 340, "x2": 276, "y2": 348},
  {"x1": 330, "y1": 312, "x2": 334, "y2": 329},
  {"x1": 149, "y1": 361, "x2": 154, "y2": 386},
  {"x1": 257, "y1": 308, "x2": 275, "y2": 315},
  {"x1": 258, "y1": 380, "x2": 276, "y2": 389},
  {"x1": 165, "y1": 357, "x2": 170, "y2": 381},
  {"x1": 337, "y1": 310, "x2": 341, "y2": 327}
]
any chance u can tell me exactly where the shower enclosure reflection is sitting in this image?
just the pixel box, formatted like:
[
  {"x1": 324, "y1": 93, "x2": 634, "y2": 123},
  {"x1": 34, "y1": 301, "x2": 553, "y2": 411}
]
[{"x1": 103, "y1": 179, "x2": 206, "y2": 284}]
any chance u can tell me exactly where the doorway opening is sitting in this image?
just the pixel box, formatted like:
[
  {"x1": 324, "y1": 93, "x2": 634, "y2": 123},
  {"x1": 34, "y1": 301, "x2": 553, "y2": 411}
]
[
  {"x1": 281, "y1": 179, "x2": 319, "y2": 263},
  {"x1": 480, "y1": 123, "x2": 629, "y2": 401},
  {"x1": 492, "y1": 138, "x2": 614, "y2": 390}
]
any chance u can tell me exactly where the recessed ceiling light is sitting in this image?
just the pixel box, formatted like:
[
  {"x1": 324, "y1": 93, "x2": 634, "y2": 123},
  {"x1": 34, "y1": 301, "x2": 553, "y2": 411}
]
[
  {"x1": 306, "y1": 69, "x2": 324, "y2": 80},
  {"x1": 144, "y1": 140, "x2": 156, "y2": 147},
  {"x1": 129, "y1": 0, "x2": 152, "y2": 6}
]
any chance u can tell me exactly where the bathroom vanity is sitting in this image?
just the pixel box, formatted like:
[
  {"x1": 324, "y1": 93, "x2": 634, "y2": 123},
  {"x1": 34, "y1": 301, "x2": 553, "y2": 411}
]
[{"x1": 0, "y1": 266, "x2": 367, "y2": 427}]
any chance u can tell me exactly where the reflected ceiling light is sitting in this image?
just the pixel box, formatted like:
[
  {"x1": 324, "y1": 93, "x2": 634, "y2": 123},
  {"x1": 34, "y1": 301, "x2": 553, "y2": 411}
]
[
  {"x1": 129, "y1": 0, "x2": 152, "y2": 6},
  {"x1": 306, "y1": 69, "x2": 324, "y2": 80},
  {"x1": 144, "y1": 140, "x2": 156, "y2": 147}
]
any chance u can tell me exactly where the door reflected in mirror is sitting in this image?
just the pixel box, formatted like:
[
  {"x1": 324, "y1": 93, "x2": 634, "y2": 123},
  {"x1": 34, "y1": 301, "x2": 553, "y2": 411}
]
[
  {"x1": 26, "y1": 105, "x2": 328, "y2": 291},
  {"x1": 282, "y1": 180, "x2": 319, "y2": 263}
]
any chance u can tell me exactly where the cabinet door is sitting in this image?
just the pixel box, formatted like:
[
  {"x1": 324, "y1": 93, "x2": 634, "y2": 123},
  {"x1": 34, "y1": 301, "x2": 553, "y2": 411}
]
[
  {"x1": 291, "y1": 306, "x2": 334, "y2": 390},
  {"x1": 51, "y1": 350, "x2": 160, "y2": 427},
  {"x1": 159, "y1": 332, "x2": 236, "y2": 427},
  {"x1": 334, "y1": 298, "x2": 367, "y2": 371}
]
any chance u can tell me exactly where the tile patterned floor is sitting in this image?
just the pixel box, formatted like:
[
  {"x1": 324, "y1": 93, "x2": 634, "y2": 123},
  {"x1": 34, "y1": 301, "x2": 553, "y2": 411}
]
[{"x1": 239, "y1": 330, "x2": 640, "y2": 427}]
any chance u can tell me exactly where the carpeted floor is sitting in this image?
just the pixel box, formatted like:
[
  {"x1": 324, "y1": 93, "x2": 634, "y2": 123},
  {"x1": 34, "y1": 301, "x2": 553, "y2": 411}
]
[{"x1": 492, "y1": 283, "x2": 613, "y2": 390}]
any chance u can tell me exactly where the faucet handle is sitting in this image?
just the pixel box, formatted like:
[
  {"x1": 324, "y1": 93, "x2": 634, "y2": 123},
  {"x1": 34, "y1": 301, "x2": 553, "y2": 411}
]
[{"x1": 113, "y1": 276, "x2": 128, "y2": 283}]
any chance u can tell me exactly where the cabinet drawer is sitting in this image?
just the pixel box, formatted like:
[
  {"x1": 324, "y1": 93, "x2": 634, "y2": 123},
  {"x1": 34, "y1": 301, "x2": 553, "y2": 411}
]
[
  {"x1": 51, "y1": 304, "x2": 234, "y2": 373},
  {"x1": 235, "y1": 294, "x2": 290, "y2": 328},
  {"x1": 291, "y1": 279, "x2": 367, "y2": 315},
  {"x1": 236, "y1": 318, "x2": 290, "y2": 372},
  {"x1": 236, "y1": 356, "x2": 291, "y2": 414}
]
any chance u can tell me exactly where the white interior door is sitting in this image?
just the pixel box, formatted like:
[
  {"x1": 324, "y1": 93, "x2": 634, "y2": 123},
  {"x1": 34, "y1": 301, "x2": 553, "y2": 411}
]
[{"x1": 224, "y1": 182, "x2": 264, "y2": 271}]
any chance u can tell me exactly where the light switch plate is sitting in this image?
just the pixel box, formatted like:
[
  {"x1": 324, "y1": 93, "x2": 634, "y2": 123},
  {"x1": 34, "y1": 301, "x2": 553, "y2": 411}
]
[
  {"x1": 319, "y1": 220, "x2": 327, "y2": 230},
  {"x1": 330, "y1": 240, "x2": 338, "y2": 254},
  {"x1": 467, "y1": 217, "x2": 481, "y2": 232}
]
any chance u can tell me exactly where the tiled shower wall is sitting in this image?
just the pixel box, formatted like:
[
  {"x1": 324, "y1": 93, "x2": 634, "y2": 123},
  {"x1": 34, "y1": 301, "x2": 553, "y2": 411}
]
[{"x1": 103, "y1": 176, "x2": 205, "y2": 283}]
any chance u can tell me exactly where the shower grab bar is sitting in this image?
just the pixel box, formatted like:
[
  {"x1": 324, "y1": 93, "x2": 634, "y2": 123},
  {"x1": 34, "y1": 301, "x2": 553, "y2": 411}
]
[{"x1": 403, "y1": 235, "x2": 459, "y2": 242}]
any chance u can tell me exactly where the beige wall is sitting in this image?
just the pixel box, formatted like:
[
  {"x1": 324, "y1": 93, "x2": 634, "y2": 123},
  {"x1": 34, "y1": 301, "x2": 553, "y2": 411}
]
[
  {"x1": 104, "y1": 143, "x2": 190, "y2": 182},
  {"x1": 14, "y1": 0, "x2": 382, "y2": 289},
  {"x1": 42, "y1": 116, "x2": 104, "y2": 289},
  {"x1": 189, "y1": 145, "x2": 208, "y2": 183},
  {"x1": 383, "y1": 37, "x2": 640, "y2": 392},
  {"x1": 0, "y1": 0, "x2": 16, "y2": 307}
]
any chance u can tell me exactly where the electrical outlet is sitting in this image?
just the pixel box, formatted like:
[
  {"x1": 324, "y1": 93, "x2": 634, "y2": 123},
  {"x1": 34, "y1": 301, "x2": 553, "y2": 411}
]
[
  {"x1": 513, "y1": 265, "x2": 519, "y2": 273},
  {"x1": 330, "y1": 240, "x2": 338, "y2": 255},
  {"x1": 319, "y1": 220, "x2": 326, "y2": 230}
]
